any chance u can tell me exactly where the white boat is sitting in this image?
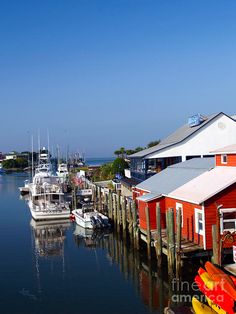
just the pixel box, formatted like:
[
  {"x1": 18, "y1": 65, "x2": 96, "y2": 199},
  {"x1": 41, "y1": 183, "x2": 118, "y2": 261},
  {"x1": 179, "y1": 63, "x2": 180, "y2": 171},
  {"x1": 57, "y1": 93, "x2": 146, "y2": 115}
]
[
  {"x1": 72, "y1": 208, "x2": 110, "y2": 229},
  {"x1": 28, "y1": 176, "x2": 71, "y2": 220},
  {"x1": 19, "y1": 179, "x2": 30, "y2": 194},
  {"x1": 0, "y1": 163, "x2": 4, "y2": 174}
]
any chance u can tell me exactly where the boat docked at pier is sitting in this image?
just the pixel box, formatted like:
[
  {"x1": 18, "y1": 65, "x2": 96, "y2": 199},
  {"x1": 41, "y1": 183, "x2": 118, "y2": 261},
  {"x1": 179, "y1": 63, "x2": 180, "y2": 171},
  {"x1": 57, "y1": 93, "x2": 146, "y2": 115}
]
[
  {"x1": 72, "y1": 207, "x2": 110, "y2": 229},
  {"x1": 27, "y1": 175, "x2": 70, "y2": 220},
  {"x1": 71, "y1": 188, "x2": 110, "y2": 229},
  {"x1": 56, "y1": 163, "x2": 69, "y2": 182},
  {"x1": 0, "y1": 163, "x2": 4, "y2": 174}
]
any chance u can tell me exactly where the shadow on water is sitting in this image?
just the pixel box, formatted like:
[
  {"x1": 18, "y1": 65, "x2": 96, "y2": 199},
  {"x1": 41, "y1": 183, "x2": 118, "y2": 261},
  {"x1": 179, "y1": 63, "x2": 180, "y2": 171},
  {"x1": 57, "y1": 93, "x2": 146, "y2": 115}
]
[{"x1": 73, "y1": 228, "x2": 196, "y2": 314}]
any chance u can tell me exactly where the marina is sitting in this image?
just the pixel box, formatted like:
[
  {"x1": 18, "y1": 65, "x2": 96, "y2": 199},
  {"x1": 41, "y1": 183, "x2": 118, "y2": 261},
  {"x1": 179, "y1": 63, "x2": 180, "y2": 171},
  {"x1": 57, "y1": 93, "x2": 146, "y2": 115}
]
[
  {"x1": 2, "y1": 1, "x2": 236, "y2": 312},
  {"x1": 0, "y1": 172, "x2": 197, "y2": 314}
]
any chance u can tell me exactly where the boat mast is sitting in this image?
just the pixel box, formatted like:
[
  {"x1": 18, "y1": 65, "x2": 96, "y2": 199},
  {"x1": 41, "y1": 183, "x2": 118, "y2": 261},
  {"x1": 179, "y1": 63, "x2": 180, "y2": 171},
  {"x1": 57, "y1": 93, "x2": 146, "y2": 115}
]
[
  {"x1": 31, "y1": 135, "x2": 34, "y2": 181},
  {"x1": 47, "y1": 129, "x2": 50, "y2": 163},
  {"x1": 38, "y1": 129, "x2": 40, "y2": 166}
]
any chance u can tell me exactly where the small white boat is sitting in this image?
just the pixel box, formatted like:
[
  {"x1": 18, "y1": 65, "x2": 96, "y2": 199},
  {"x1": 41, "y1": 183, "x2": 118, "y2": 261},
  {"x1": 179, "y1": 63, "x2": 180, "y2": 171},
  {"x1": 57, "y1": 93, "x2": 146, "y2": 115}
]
[
  {"x1": 19, "y1": 179, "x2": 30, "y2": 195},
  {"x1": 72, "y1": 208, "x2": 110, "y2": 229}
]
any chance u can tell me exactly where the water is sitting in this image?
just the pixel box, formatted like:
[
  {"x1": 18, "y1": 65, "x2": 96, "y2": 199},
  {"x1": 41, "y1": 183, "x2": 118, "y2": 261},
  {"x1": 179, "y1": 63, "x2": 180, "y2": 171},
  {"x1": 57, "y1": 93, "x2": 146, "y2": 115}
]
[
  {"x1": 0, "y1": 173, "x2": 197, "y2": 314},
  {"x1": 86, "y1": 157, "x2": 115, "y2": 166}
]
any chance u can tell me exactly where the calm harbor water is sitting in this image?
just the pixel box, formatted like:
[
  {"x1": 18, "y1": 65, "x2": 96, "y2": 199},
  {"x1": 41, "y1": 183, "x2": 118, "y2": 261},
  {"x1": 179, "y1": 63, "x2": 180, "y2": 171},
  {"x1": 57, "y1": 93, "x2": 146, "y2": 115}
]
[
  {"x1": 0, "y1": 173, "x2": 197, "y2": 314},
  {"x1": 86, "y1": 157, "x2": 115, "y2": 166}
]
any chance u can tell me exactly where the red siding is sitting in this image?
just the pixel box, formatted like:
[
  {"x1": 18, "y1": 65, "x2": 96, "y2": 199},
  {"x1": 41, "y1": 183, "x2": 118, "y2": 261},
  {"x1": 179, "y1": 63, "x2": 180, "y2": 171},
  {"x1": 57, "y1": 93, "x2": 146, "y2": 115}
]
[
  {"x1": 139, "y1": 197, "x2": 166, "y2": 230},
  {"x1": 216, "y1": 154, "x2": 236, "y2": 167},
  {"x1": 204, "y1": 182, "x2": 236, "y2": 249},
  {"x1": 165, "y1": 197, "x2": 204, "y2": 247}
]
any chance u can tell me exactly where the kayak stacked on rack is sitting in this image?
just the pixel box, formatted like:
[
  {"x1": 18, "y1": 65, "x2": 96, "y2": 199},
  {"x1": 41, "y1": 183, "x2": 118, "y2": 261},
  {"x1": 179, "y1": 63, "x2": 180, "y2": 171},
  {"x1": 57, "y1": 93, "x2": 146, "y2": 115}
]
[{"x1": 192, "y1": 261, "x2": 236, "y2": 314}]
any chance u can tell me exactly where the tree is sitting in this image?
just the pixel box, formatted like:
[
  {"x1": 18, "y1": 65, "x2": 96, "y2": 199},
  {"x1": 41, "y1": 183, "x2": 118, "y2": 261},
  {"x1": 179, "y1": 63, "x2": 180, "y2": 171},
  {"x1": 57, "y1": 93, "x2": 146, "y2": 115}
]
[
  {"x1": 126, "y1": 149, "x2": 135, "y2": 156},
  {"x1": 2, "y1": 157, "x2": 28, "y2": 169},
  {"x1": 114, "y1": 150, "x2": 121, "y2": 157},
  {"x1": 119, "y1": 147, "x2": 126, "y2": 158},
  {"x1": 134, "y1": 147, "x2": 143, "y2": 153},
  {"x1": 147, "y1": 140, "x2": 160, "y2": 148},
  {"x1": 112, "y1": 158, "x2": 129, "y2": 176},
  {"x1": 100, "y1": 163, "x2": 113, "y2": 180}
]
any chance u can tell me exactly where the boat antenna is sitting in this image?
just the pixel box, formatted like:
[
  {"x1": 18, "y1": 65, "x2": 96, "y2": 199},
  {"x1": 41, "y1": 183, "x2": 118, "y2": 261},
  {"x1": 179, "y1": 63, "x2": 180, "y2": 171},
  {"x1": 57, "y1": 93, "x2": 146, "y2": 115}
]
[
  {"x1": 47, "y1": 129, "x2": 50, "y2": 163},
  {"x1": 31, "y1": 135, "x2": 34, "y2": 180},
  {"x1": 37, "y1": 129, "x2": 40, "y2": 165}
]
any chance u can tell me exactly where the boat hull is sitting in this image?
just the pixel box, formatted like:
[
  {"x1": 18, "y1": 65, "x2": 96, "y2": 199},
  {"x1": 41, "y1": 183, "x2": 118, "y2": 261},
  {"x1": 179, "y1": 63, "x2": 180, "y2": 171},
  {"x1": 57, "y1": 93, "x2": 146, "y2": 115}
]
[
  {"x1": 30, "y1": 208, "x2": 70, "y2": 221},
  {"x1": 73, "y1": 210, "x2": 93, "y2": 229}
]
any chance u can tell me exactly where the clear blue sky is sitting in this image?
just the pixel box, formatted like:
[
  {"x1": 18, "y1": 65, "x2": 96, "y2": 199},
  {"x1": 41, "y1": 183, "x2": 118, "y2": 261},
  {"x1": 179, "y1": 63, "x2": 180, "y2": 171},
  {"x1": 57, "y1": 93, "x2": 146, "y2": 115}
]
[{"x1": 1, "y1": 0, "x2": 236, "y2": 157}]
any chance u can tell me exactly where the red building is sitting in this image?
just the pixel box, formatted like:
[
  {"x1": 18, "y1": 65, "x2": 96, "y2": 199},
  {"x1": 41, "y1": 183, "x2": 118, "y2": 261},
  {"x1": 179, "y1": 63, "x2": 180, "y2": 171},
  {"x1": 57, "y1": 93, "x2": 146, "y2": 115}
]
[{"x1": 133, "y1": 145, "x2": 236, "y2": 250}]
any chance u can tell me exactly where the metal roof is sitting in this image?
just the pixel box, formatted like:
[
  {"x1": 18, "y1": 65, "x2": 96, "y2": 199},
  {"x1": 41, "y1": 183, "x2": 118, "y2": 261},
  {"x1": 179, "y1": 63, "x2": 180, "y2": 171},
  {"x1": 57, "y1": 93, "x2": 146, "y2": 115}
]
[
  {"x1": 136, "y1": 193, "x2": 161, "y2": 202},
  {"x1": 136, "y1": 157, "x2": 215, "y2": 195},
  {"x1": 169, "y1": 166, "x2": 236, "y2": 204},
  {"x1": 211, "y1": 144, "x2": 236, "y2": 154},
  {"x1": 130, "y1": 112, "x2": 225, "y2": 158}
]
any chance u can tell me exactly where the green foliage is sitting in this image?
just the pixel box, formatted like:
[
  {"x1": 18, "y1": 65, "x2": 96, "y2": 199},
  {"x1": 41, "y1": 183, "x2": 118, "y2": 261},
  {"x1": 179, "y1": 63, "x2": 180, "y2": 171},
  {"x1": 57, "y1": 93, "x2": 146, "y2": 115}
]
[
  {"x1": 112, "y1": 158, "x2": 128, "y2": 175},
  {"x1": 147, "y1": 140, "x2": 160, "y2": 148},
  {"x1": 2, "y1": 157, "x2": 28, "y2": 169},
  {"x1": 114, "y1": 139, "x2": 160, "y2": 157},
  {"x1": 134, "y1": 147, "x2": 143, "y2": 152},
  {"x1": 100, "y1": 163, "x2": 113, "y2": 180},
  {"x1": 91, "y1": 158, "x2": 129, "y2": 181}
]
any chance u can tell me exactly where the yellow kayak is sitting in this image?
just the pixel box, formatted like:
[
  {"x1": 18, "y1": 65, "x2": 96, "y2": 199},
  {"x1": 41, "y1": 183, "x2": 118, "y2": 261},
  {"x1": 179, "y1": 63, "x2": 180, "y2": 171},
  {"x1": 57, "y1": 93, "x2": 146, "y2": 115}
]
[
  {"x1": 192, "y1": 296, "x2": 218, "y2": 314},
  {"x1": 206, "y1": 297, "x2": 227, "y2": 314},
  {"x1": 199, "y1": 267, "x2": 215, "y2": 290}
]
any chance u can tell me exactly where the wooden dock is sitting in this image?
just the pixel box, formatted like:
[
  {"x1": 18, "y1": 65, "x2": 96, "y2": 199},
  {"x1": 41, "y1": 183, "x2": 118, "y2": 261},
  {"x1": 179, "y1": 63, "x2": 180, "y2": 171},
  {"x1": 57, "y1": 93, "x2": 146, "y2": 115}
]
[{"x1": 71, "y1": 177, "x2": 206, "y2": 278}]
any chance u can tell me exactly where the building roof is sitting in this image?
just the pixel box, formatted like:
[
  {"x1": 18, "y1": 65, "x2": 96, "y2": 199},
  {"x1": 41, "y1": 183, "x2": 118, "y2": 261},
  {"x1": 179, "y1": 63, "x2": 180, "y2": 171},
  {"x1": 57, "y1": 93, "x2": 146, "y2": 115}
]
[
  {"x1": 168, "y1": 166, "x2": 236, "y2": 204},
  {"x1": 130, "y1": 112, "x2": 230, "y2": 158},
  {"x1": 136, "y1": 193, "x2": 161, "y2": 202},
  {"x1": 120, "y1": 177, "x2": 141, "y2": 188},
  {"x1": 211, "y1": 144, "x2": 236, "y2": 154},
  {"x1": 136, "y1": 157, "x2": 215, "y2": 195}
]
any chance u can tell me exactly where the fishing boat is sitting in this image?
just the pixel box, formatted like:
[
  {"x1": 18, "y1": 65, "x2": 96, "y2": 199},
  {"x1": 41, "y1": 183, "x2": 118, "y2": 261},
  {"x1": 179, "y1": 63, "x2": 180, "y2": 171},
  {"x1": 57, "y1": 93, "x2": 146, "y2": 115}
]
[
  {"x1": 19, "y1": 179, "x2": 30, "y2": 195},
  {"x1": 56, "y1": 163, "x2": 69, "y2": 182},
  {"x1": 72, "y1": 207, "x2": 110, "y2": 229},
  {"x1": 0, "y1": 163, "x2": 4, "y2": 174},
  {"x1": 27, "y1": 176, "x2": 70, "y2": 220},
  {"x1": 192, "y1": 296, "x2": 218, "y2": 314}
]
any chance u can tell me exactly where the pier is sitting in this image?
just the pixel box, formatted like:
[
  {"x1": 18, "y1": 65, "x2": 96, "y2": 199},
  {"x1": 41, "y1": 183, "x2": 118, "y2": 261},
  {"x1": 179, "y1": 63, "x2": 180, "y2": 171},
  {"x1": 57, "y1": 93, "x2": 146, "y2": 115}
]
[{"x1": 71, "y1": 176, "x2": 206, "y2": 280}]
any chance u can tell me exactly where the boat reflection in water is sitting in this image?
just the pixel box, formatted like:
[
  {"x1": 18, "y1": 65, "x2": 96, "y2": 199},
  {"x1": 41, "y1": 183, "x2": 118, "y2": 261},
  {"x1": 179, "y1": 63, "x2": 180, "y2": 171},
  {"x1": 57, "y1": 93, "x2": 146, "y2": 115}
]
[
  {"x1": 30, "y1": 219, "x2": 71, "y2": 298},
  {"x1": 73, "y1": 223, "x2": 111, "y2": 248},
  {"x1": 30, "y1": 219, "x2": 71, "y2": 257}
]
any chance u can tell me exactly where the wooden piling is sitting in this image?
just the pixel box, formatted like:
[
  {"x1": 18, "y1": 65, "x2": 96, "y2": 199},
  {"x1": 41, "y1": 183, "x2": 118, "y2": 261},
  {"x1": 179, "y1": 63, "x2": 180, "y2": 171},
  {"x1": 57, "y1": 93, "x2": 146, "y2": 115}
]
[
  {"x1": 212, "y1": 224, "x2": 220, "y2": 265},
  {"x1": 145, "y1": 205, "x2": 151, "y2": 260},
  {"x1": 117, "y1": 191, "x2": 121, "y2": 230},
  {"x1": 176, "y1": 208, "x2": 182, "y2": 278},
  {"x1": 132, "y1": 200, "x2": 139, "y2": 249},
  {"x1": 166, "y1": 208, "x2": 175, "y2": 277},
  {"x1": 155, "y1": 202, "x2": 162, "y2": 268},
  {"x1": 113, "y1": 194, "x2": 117, "y2": 226},
  {"x1": 122, "y1": 196, "x2": 127, "y2": 236}
]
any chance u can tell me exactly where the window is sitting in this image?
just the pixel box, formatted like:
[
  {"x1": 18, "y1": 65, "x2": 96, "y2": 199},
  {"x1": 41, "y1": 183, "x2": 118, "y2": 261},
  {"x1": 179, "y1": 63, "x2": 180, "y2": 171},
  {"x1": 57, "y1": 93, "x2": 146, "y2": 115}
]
[
  {"x1": 221, "y1": 154, "x2": 228, "y2": 164},
  {"x1": 176, "y1": 203, "x2": 183, "y2": 227},
  {"x1": 220, "y1": 209, "x2": 236, "y2": 233},
  {"x1": 195, "y1": 208, "x2": 204, "y2": 235}
]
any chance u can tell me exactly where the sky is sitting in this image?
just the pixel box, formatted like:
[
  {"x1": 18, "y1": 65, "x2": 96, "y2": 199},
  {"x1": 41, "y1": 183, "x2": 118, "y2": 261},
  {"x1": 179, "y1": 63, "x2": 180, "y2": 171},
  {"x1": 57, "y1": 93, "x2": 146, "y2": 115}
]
[{"x1": 1, "y1": 0, "x2": 236, "y2": 157}]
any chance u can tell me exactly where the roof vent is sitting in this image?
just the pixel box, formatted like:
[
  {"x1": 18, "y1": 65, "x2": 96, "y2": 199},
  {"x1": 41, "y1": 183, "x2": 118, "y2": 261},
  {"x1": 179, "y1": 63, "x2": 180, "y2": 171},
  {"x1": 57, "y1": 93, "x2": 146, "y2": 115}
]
[{"x1": 188, "y1": 114, "x2": 207, "y2": 128}]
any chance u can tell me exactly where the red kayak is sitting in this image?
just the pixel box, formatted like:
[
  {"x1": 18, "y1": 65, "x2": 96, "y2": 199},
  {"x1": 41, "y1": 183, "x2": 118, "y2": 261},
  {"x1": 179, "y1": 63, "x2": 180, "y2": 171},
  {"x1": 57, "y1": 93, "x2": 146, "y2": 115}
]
[
  {"x1": 205, "y1": 261, "x2": 236, "y2": 301},
  {"x1": 195, "y1": 274, "x2": 235, "y2": 314}
]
